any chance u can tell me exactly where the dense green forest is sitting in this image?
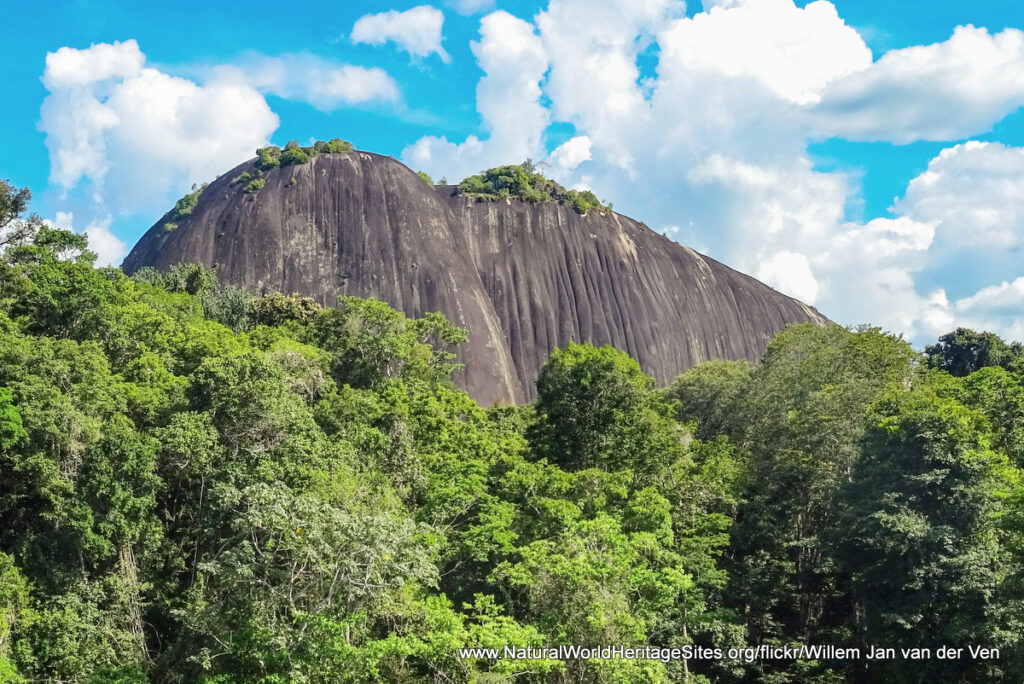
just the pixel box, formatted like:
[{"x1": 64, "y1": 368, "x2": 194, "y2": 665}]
[{"x1": 0, "y1": 181, "x2": 1022, "y2": 683}]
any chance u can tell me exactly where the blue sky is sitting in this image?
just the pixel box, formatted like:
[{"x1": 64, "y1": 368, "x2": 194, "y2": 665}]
[{"x1": 3, "y1": 0, "x2": 1024, "y2": 344}]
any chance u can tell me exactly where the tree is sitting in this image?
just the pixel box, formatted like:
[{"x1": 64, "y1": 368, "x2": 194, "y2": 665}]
[
  {"x1": 325, "y1": 138, "x2": 353, "y2": 155},
  {"x1": 1, "y1": 225, "x2": 111, "y2": 340},
  {"x1": 1002, "y1": 484, "x2": 1024, "y2": 680},
  {"x1": 666, "y1": 359, "x2": 752, "y2": 439},
  {"x1": 158, "y1": 184, "x2": 207, "y2": 231},
  {"x1": 0, "y1": 552, "x2": 31, "y2": 682},
  {"x1": 528, "y1": 343, "x2": 684, "y2": 473},
  {"x1": 0, "y1": 388, "x2": 26, "y2": 450},
  {"x1": 834, "y1": 386, "x2": 1018, "y2": 682},
  {"x1": 255, "y1": 145, "x2": 281, "y2": 170},
  {"x1": 279, "y1": 145, "x2": 311, "y2": 167},
  {"x1": 721, "y1": 324, "x2": 916, "y2": 682},
  {"x1": 3, "y1": 180, "x2": 1023, "y2": 682},
  {"x1": 309, "y1": 297, "x2": 467, "y2": 389},
  {"x1": 961, "y1": 366, "x2": 1024, "y2": 467},
  {"x1": 925, "y1": 327, "x2": 1022, "y2": 377},
  {"x1": 0, "y1": 181, "x2": 41, "y2": 251},
  {"x1": 248, "y1": 292, "x2": 321, "y2": 328},
  {"x1": 455, "y1": 163, "x2": 612, "y2": 213},
  {"x1": 502, "y1": 343, "x2": 744, "y2": 681},
  {"x1": 0, "y1": 181, "x2": 31, "y2": 231}
]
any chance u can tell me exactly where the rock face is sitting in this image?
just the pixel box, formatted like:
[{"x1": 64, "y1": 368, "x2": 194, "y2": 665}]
[{"x1": 122, "y1": 150, "x2": 827, "y2": 404}]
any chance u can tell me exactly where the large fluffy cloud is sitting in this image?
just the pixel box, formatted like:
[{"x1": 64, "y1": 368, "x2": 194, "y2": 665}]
[
  {"x1": 747, "y1": 139, "x2": 1024, "y2": 342},
  {"x1": 403, "y1": 0, "x2": 1024, "y2": 343},
  {"x1": 39, "y1": 40, "x2": 279, "y2": 214},
  {"x1": 351, "y1": 6, "x2": 451, "y2": 62},
  {"x1": 548, "y1": 135, "x2": 593, "y2": 176},
  {"x1": 39, "y1": 39, "x2": 402, "y2": 258},
  {"x1": 80, "y1": 215, "x2": 128, "y2": 267},
  {"x1": 662, "y1": 0, "x2": 871, "y2": 105},
  {"x1": 40, "y1": 2, "x2": 1024, "y2": 341},
  {"x1": 811, "y1": 26, "x2": 1024, "y2": 143},
  {"x1": 899, "y1": 141, "x2": 1024, "y2": 256},
  {"x1": 402, "y1": 11, "x2": 549, "y2": 181},
  {"x1": 878, "y1": 142, "x2": 1024, "y2": 338}
]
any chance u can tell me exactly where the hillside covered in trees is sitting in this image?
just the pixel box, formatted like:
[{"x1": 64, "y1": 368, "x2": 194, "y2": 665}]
[{"x1": 1, "y1": 182, "x2": 1023, "y2": 683}]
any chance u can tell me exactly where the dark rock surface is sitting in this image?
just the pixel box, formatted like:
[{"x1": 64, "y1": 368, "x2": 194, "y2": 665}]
[{"x1": 122, "y1": 150, "x2": 828, "y2": 404}]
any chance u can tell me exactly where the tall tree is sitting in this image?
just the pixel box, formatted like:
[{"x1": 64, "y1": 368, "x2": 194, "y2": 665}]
[
  {"x1": 721, "y1": 324, "x2": 917, "y2": 682},
  {"x1": 665, "y1": 359, "x2": 752, "y2": 440},
  {"x1": 925, "y1": 327, "x2": 1022, "y2": 377},
  {"x1": 834, "y1": 386, "x2": 1018, "y2": 682},
  {"x1": 529, "y1": 342, "x2": 684, "y2": 474},
  {"x1": 961, "y1": 366, "x2": 1024, "y2": 467}
]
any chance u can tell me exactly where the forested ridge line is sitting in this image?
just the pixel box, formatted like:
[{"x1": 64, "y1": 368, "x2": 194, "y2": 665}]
[{"x1": 0, "y1": 180, "x2": 1022, "y2": 682}]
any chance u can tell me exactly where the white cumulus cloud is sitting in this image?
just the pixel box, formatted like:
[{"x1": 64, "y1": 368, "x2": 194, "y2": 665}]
[
  {"x1": 868, "y1": 142, "x2": 1024, "y2": 339},
  {"x1": 402, "y1": 10, "x2": 549, "y2": 182},
  {"x1": 898, "y1": 141, "x2": 1024, "y2": 253},
  {"x1": 548, "y1": 135, "x2": 592, "y2": 174},
  {"x1": 661, "y1": 0, "x2": 871, "y2": 105},
  {"x1": 39, "y1": 39, "x2": 279, "y2": 214},
  {"x1": 352, "y1": 6, "x2": 451, "y2": 62},
  {"x1": 951, "y1": 278, "x2": 1024, "y2": 342},
  {"x1": 82, "y1": 216, "x2": 128, "y2": 266},
  {"x1": 411, "y1": 0, "x2": 1024, "y2": 344},
  {"x1": 38, "y1": 40, "x2": 405, "y2": 260},
  {"x1": 757, "y1": 251, "x2": 820, "y2": 303},
  {"x1": 811, "y1": 26, "x2": 1024, "y2": 143}
]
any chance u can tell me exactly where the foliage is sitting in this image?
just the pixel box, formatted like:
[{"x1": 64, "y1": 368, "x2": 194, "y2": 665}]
[
  {"x1": 457, "y1": 161, "x2": 613, "y2": 215},
  {"x1": 961, "y1": 366, "x2": 1024, "y2": 467},
  {"x1": 925, "y1": 327, "x2": 1023, "y2": 376},
  {"x1": 245, "y1": 177, "x2": 265, "y2": 195},
  {"x1": 0, "y1": 388, "x2": 26, "y2": 451},
  {"x1": 158, "y1": 183, "x2": 208, "y2": 231},
  {"x1": 666, "y1": 359, "x2": 752, "y2": 439},
  {"x1": 248, "y1": 292, "x2": 322, "y2": 328},
  {"x1": 325, "y1": 138, "x2": 353, "y2": 155},
  {"x1": 416, "y1": 171, "x2": 434, "y2": 185},
  {"x1": 529, "y1": 343, "x2": 682, "y2": 473},
  {"x1": 279, "y1": 141, "x2": 311, "y2": 167},
  {"x1": 0, "y1": 180, "x2": 31, "y2": 232},
  {"x1": 2, "y1": 179, "x2": 1023, "y2": 682},
  {"x1": 685, "y1": 325, "x2": 921, "y2": 682},
  {"x1": 0, "y1": 182, "x2": 45, "y2": 252},
  {"x1": 562, "y1": 189, "x2": 612, "y2": 215},
  {"x1": 255, "y1": 146, "x2": 281, "y2": 171},
  {"x1": 0, "y1": 190, "x2": 748, "y2": 680},
  {"x1": 834, "y1": 385, "x2": 1019, "y2": 682},
  {"x1": 253, "y1": 139, "x2": 353, "y2": 176}
]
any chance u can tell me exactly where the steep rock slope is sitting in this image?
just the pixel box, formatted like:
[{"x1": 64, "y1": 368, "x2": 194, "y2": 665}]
[
  {"x1": 122, "y1": 150, "x2": 827, "y2": 404},
  {"x1": 442, "y1": 191, "x2": 825, "y2": 399}
]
